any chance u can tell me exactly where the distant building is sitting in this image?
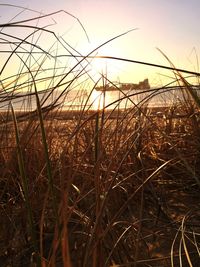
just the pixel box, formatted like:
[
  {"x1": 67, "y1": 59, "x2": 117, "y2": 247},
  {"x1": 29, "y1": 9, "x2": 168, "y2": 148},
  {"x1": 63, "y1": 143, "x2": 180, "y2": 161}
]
[
  {"x1": 121, "y1": 79, "x2": 150, "y2": 90},
  {"x1": 96, "y1": 79, "x2": 150, "y2": 91}
]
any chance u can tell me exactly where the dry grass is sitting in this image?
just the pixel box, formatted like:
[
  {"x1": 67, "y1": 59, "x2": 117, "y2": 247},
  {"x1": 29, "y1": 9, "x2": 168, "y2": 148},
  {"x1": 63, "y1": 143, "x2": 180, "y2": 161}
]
[
  {"x1": 0, "y1": 104, "x2": 200, "y2": 267},
  {"x1": 0, "y1": 5, "x2": 200, "y2": 267}
]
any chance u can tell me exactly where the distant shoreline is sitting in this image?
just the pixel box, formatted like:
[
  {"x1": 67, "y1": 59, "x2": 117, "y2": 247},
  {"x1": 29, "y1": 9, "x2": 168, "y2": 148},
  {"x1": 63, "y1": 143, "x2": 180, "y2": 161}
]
[{"x1": 0, "y1": 105, "x2": 195, "y2": 123}]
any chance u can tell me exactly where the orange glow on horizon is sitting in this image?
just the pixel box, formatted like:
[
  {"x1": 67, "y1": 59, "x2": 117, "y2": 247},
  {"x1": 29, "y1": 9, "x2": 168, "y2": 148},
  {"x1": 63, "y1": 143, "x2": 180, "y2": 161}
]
[{"x1": 0, "y1": 1, "x2": 199, "y2": 90}]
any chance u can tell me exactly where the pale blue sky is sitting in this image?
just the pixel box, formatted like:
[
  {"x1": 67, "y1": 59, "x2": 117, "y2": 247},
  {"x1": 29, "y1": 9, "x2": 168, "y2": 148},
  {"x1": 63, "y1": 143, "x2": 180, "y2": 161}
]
[{"x1": 1, "y1": 1, "x2": 200, "y2": 85}]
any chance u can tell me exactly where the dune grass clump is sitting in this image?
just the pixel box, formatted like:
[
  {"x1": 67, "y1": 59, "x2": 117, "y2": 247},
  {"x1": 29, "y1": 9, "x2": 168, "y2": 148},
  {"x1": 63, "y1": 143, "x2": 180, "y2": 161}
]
[{"x1": 0, "y1": 5, "x2": 200, "y2": 267}]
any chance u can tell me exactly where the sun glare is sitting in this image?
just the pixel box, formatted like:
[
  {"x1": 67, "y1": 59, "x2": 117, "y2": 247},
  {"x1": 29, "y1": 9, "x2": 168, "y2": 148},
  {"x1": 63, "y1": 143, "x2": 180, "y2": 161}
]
[
  {"x1": 91, "y1": 89, "x2": 105, "y2": 110},
  {"x1": 89, "y1": 57, "x2": 108, "y2": 75},
  {"x1": 79, "y1": 42, "x2": 123, "y2": 80}
]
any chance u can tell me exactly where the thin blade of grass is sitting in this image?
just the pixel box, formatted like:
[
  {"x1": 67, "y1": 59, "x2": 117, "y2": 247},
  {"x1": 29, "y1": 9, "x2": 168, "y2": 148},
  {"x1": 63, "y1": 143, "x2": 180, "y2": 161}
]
[{"x1": 10, "y1": 103, "x2": 40, "y2": 265}]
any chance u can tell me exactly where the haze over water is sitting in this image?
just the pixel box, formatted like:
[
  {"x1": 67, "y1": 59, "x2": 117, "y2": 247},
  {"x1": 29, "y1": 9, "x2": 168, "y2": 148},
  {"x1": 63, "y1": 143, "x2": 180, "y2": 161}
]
[{"x1": 0, "y1": 87, "x2": 193, "y2": 112}]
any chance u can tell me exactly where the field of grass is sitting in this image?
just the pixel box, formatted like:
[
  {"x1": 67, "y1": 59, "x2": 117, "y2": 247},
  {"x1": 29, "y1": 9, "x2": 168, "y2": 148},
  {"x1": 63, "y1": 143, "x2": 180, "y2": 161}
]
[{"x1": 0, "y1": 6, "x2": 200, "y2": 267}]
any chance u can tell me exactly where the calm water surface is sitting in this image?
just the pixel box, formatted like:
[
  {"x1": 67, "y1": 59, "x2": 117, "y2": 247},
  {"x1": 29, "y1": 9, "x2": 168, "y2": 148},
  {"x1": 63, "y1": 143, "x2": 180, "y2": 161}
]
[{"x1": 0, "y1": 86, "x2": 198, "y2": 111}]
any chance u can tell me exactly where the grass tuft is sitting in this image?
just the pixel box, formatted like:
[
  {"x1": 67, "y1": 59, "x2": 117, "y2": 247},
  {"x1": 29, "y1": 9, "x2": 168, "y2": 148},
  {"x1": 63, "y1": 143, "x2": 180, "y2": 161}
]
[{"x1": 0, "y1": 5, "x2": 200, "y2": 267}]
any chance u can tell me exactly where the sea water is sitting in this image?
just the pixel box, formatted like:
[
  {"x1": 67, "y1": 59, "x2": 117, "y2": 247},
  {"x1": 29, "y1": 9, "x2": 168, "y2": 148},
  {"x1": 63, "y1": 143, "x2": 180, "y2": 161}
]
[{"x1": 0, "y1": 86, "x2": 198, "y2": 112}]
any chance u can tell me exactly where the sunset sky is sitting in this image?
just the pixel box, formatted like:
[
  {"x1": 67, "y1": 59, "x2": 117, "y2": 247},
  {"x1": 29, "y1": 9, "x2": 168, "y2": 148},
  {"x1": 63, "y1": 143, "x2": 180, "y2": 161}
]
[{"x1": 1, "y1": 0, "x2": 200, "y2": 87}]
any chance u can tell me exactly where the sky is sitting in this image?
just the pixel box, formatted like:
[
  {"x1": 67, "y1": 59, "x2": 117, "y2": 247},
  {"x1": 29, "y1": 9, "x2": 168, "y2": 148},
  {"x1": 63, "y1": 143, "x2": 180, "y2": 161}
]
[{"x1": 1, "y1": 0, "x2": 200, "y2": 87}]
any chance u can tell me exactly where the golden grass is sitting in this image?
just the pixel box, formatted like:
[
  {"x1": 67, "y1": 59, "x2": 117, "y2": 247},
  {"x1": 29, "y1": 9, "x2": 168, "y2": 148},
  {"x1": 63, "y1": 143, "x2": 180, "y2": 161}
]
[
  {"x1": 0, "y1": 103, "x2": 200, "y2": 266},
  {"x1": 0, "y1": 5, "x2": 200, "y2": 266}
]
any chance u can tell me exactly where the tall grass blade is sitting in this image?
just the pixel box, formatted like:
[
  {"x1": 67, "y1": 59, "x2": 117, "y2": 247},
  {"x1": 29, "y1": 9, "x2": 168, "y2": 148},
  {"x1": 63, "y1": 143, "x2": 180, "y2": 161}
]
[
  {"x1": 34, "y1": 87, "x2": 58, "y2": 223},
  {"x1": 10, "y1": 103, "x2": 40, "y2": 265}
]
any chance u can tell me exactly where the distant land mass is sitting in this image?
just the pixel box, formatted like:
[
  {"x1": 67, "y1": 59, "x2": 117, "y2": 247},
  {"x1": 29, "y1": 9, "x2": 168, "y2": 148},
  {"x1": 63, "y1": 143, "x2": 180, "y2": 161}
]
[{"x1": 95, "y1": 79, "x2": 150, "y2": 91}]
